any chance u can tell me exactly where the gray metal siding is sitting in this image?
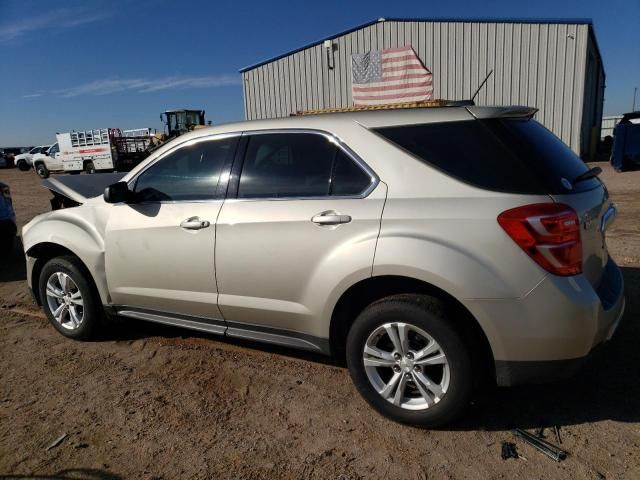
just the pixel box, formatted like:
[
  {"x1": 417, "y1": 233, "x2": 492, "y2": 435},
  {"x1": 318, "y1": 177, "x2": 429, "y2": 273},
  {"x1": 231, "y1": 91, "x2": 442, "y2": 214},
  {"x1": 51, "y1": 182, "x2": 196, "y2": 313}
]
[{"x1": 242, "y1": 20, "x2": 599, "y2": 155}]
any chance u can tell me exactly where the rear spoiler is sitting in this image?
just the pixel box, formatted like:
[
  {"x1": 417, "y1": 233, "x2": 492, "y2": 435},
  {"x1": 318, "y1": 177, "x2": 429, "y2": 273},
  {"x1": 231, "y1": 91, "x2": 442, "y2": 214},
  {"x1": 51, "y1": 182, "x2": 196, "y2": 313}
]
[
  {"x1": 465, "y1": 106, "x2": 538, "y2": 119},
  {"x1": 42, "y1": 172, "x2": 126, "y2": 209}
]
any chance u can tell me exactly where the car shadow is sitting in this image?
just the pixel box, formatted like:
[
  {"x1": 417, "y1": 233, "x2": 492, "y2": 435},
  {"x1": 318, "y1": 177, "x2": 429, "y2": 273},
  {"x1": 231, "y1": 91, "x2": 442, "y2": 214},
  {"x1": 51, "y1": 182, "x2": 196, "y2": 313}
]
[
  {"x1": 0, "y1": 468, "x2": 121, "y2": 480},
  {"x1": 104, "y1": 315, "x2": 340, "y2": 367},
  {"x1": 0, "y1": 237, "x2": 26, "y2": 283},
  {"x1": 100, "y1": 267, "x2": 640, "y2": 430}
]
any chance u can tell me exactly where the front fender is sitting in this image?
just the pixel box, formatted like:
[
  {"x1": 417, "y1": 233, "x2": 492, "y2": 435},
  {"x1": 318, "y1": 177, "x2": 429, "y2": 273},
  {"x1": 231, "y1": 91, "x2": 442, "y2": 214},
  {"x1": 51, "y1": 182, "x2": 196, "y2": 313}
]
[{"x1": 23, "y1": 208, "x2": 110, "y2": 303}]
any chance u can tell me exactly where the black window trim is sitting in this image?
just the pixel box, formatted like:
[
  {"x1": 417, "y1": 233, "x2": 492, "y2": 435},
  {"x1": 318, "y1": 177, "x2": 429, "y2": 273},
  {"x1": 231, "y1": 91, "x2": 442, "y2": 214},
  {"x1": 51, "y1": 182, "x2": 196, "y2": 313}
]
[
  {"x1": 126, "y1": 132, "x2": 241, "y2": 204},
  {"x1": 228, "y1": 128, "x2": 379, "y2": 201}
]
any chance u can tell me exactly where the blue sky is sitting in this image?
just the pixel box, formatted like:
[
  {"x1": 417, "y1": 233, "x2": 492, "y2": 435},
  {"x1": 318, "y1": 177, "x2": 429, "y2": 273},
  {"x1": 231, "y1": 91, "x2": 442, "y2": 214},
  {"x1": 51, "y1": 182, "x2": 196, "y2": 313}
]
[{"x1": 0, "y1": 0, "x2": 638, "y2": 146}]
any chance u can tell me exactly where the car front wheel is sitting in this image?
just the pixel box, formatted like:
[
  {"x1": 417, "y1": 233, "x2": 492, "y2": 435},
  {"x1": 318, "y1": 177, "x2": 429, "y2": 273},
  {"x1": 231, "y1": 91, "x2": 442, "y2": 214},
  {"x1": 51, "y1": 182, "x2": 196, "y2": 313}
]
[
  {"x1": 35, "y1": 163, "x2": 49, "y2": 178},
  {"x1": 38, "y1": 256, "x2": 102, "y2": 340},
  {"x1": 346, "y1": 294, "x2": 473, "y2": 427}
]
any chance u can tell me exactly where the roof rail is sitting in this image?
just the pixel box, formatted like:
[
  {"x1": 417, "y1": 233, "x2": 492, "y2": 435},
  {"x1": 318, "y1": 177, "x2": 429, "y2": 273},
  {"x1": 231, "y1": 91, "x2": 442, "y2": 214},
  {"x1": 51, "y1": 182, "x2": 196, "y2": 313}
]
[{"x1": 292, "y1": 99, "x2": 474, "y2": 116}]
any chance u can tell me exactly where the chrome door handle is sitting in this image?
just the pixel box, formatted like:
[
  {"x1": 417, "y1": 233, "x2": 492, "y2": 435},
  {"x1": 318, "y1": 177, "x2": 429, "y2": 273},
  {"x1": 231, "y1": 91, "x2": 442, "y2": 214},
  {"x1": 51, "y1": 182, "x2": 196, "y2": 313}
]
[
  {"x1": 311, "y1": 212, "x2": 352, "y2": 225},
  {"x1": 180, "y1": 217, "x2": 210, "y2": 230}
]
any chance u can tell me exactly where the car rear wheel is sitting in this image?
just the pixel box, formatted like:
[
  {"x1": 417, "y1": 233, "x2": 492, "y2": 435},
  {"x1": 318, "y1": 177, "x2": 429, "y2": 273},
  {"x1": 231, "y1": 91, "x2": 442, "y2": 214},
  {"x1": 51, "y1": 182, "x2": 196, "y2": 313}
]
[
  {"x1": 85, "y1": 161, "x2": 95, "y2": 174},
  {"x1": 35, "y1": 163, "x2": 49, "y2": 178},
  {"x1": 38, "y1": 256, "x2": 102, "y2": 340},
  {"x1": 346, "y1": 294, "x2": 473, "y2": 427}
]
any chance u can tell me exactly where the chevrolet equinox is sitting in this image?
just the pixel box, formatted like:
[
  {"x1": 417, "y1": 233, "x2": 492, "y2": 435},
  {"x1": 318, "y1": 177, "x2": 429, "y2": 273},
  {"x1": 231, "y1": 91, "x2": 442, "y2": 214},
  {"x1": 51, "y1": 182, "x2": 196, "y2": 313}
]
[{"x1": 22, "y1": 105, "x2": 625, "y2": 426}]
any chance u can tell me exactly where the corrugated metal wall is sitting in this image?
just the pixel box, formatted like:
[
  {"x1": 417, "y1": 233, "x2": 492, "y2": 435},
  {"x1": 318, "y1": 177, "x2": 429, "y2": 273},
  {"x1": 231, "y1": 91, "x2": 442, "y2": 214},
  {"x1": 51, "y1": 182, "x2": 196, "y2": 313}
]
[{"x1": 242, "y1": 20, "x2": 598, "y2": 156}]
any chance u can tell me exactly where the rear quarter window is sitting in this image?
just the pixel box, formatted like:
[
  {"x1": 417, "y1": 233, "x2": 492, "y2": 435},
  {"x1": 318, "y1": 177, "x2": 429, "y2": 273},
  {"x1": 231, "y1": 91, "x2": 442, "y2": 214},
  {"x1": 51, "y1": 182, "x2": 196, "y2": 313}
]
[{"x1": 375, "y1": 118, "x2": 599, "y2": 194}]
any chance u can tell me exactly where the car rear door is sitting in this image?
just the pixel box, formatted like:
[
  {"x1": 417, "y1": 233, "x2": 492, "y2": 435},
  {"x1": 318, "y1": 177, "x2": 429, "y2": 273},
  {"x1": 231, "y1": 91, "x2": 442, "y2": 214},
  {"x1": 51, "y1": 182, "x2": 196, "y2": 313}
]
[{"x1": 215, "y1": 130, "x2": 386, "y2": 344}]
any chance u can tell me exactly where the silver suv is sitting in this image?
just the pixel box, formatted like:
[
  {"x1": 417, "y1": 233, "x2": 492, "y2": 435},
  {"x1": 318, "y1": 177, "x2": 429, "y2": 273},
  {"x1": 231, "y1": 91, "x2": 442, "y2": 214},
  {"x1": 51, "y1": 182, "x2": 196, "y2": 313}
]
[{"x1": 22, "y1": 105, "x2": 625, "y2": 426}]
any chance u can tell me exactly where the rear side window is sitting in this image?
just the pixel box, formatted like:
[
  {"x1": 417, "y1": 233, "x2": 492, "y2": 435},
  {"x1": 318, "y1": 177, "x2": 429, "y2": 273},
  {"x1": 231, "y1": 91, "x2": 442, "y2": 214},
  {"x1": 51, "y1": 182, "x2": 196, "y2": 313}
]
[
  {"x1": 375, "y1": 118, "x2": 598, "y2": 194},
  {"x1": 238, "y1": 133, "x2": 373, "y2": 198},
  {"x1": 330, "y1": 149, "x2": 372, "y2": 196}
]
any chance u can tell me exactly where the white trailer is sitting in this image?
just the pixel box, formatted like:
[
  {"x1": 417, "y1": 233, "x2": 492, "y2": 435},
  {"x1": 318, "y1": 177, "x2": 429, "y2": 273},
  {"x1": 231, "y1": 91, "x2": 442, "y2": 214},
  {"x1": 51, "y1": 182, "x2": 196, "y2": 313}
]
[
  {"x1": 58, "y1": 128, "x2": 151, "y2": 174},
  {"x1": 59, "y1": 129, "x2": 114, "y2": 173}
]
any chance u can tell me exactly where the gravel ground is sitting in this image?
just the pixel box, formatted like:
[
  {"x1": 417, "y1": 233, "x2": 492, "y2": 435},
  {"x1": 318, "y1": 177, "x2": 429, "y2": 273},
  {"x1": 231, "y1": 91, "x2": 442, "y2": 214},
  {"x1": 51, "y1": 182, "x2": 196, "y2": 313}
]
[{"x1": 0, "y1": 164, "x2": 639, "y2": 480}]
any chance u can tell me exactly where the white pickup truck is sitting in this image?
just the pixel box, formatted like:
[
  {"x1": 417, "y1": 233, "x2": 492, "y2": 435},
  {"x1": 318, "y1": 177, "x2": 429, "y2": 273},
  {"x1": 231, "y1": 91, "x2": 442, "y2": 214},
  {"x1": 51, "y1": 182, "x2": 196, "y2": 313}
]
[
  {"x1": 32, "y1": 129, "x2": 151, "y2": 178},
  {"x1": 14, "y1": 145, "x2": 51, "y2": 171}
]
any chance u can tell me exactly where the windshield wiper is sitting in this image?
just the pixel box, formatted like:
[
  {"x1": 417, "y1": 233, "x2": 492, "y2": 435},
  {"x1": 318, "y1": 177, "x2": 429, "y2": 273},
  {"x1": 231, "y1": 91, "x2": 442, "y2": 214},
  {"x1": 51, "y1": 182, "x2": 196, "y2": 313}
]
[{"x1": 572, "y1": 166, "x2": 602, "y2": 185}]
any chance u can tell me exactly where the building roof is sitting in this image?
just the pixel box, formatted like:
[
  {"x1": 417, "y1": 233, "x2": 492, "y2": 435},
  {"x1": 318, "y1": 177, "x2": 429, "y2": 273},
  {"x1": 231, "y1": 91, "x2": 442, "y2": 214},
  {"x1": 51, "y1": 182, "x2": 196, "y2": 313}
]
[{"x1": 239, "y1": 17, "x2": 595, "y2": 72}]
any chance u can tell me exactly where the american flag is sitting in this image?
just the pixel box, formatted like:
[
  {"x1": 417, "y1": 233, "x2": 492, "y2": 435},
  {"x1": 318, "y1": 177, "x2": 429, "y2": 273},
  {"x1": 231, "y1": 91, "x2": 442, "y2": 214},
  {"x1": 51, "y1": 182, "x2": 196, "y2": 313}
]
[{"x1": 351, "y1": 46, "x2": 433, "y2": 105}]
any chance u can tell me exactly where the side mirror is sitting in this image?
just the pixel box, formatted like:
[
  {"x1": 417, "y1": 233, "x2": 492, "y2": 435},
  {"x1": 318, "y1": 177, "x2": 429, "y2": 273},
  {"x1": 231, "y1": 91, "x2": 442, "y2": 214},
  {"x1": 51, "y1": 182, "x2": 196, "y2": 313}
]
[{"x1": 104, "y1": 181, "x2": 132, "y2": 204}]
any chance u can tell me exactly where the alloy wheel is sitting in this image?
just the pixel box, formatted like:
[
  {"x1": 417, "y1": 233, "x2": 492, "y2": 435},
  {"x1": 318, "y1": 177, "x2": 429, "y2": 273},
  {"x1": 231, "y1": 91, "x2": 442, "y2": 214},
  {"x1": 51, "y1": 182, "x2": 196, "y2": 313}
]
[
  {"x1": 45, "y1": 272, "x2": 84, "y2": 330},
  {"x1": 363, "y1": 322, "x2": 450, "y2": 410}
]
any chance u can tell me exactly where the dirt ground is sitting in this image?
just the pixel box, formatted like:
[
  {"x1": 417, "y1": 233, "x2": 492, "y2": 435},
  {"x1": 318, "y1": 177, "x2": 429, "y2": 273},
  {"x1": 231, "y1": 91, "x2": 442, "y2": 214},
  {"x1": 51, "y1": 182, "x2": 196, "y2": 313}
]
[{"x1": 1, "y1": 165, "x2": 639, "y2": 480}]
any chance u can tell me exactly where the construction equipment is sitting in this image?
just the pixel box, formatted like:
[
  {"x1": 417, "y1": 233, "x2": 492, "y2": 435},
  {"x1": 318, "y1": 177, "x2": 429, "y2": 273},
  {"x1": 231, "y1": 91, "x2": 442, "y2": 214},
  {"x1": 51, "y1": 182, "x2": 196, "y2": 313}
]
[{"x1": 160, "y1": 109, "x2": 207, "y2": 137}]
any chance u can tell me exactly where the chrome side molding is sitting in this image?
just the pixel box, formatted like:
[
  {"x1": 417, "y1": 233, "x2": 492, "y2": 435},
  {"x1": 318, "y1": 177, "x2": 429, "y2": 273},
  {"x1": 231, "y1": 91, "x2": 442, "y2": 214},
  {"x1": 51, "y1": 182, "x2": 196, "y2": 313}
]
[
  {"x1": 117, "y1": 309, "x2": 226, "y2": 336},
  {"x1": 114, "y1": 307, "x2": 331, "y2": 354}
]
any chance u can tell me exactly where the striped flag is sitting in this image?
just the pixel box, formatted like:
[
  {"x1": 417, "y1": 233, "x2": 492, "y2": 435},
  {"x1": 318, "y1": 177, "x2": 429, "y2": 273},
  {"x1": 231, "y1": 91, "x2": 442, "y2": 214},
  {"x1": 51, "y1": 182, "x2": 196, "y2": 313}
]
[{"x1": 351, "y1": 46, "x2": 433, "y2": 105}]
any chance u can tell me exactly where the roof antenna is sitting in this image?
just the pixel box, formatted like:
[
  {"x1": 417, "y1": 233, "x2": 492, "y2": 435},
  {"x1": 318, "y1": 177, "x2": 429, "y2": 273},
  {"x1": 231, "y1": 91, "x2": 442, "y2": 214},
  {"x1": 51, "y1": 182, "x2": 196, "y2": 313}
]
[{"x1": 470, "y1": 69, "x2": 493, "y2": 104}]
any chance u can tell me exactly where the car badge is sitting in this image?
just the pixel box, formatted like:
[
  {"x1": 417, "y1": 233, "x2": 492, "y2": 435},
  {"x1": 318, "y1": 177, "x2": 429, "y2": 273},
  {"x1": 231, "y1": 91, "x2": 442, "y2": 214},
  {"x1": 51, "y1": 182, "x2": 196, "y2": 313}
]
[{"x1": 561, "y1": 178, "x2": 573, "y2": 190}]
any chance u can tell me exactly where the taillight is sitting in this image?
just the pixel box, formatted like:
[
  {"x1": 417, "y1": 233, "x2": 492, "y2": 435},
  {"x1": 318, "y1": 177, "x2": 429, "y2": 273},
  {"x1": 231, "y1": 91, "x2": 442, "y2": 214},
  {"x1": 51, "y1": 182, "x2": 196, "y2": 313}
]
[
  {"x1": 498, "y1": 203, "x2": 582, "y2": 276},
  {"x1": 1, "y1": 185, "x2": 10, "y2": 199}
]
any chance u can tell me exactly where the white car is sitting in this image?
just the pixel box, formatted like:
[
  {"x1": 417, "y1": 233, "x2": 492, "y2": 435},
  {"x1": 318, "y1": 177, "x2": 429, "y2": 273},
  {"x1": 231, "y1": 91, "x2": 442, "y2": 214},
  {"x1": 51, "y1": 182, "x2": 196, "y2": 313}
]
[{"x1": 15, "y1": 145, "x2": 51, "y2": 171}]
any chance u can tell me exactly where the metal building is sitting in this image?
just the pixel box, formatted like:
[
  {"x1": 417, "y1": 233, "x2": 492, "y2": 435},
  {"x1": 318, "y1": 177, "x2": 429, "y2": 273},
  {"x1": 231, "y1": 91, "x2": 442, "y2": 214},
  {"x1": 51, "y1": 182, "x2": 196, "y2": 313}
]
[{"x1": 240, "y1": 18, "x2": 605, "y2": 159}]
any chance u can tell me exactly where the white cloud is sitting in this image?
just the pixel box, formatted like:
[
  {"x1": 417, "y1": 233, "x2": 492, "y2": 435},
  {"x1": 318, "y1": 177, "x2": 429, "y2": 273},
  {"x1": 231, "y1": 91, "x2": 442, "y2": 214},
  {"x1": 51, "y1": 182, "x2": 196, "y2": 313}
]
[
  {"x1": 22, "y1": 93, "x2": 43, "y2": 98},
  {"x1": 0, "y1": 8, "x2": 110, "y2": 43},
  {"x1": 55, "y1": 75, "x2": 242, "y2": 97}
]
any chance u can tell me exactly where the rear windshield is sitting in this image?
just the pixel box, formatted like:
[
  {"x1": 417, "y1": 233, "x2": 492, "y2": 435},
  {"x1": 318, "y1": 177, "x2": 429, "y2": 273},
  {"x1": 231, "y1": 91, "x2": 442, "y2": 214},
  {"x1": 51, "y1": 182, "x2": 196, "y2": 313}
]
[{"x1": 375, "y1": 118, "x2": 600, "y2": 194}]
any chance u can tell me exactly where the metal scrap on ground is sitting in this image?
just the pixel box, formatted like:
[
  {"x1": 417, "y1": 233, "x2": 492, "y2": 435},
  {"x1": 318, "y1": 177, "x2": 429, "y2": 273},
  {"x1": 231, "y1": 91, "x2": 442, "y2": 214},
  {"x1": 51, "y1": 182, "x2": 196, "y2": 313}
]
[
  {"x1": 46, "y1": 433, "x2": 67, "y2": 451},
  {"x1": 512, "y1": 428, "x2": 568, "y2": 462}
]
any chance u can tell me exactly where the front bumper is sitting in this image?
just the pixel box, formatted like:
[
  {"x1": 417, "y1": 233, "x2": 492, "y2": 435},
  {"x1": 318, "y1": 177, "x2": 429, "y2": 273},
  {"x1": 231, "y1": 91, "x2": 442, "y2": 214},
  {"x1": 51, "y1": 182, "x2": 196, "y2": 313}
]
[{"x1": 465, "y1": 257, "x2": 625, "y2": 386}]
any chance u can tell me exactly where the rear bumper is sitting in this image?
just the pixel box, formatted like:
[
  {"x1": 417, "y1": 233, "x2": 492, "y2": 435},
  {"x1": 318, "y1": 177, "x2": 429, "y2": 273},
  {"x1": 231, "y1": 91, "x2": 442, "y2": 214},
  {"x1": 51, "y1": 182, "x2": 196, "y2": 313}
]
[{"x1": 465, "y1": 257, "x2": 625, "y2": 386}]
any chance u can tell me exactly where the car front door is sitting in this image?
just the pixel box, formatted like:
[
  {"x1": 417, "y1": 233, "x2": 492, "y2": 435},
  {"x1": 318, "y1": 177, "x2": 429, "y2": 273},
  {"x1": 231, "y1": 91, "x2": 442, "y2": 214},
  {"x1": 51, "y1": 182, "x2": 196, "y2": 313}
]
[
  {"x1": 46, "y1": 143, "x2": 64, "y2": 170},
  {"x1": 215, "y1": 131, "x2": 386, "y2": 345},
  {"x1": 104, "y1": 134, "x2": 239, "y2": 326}
]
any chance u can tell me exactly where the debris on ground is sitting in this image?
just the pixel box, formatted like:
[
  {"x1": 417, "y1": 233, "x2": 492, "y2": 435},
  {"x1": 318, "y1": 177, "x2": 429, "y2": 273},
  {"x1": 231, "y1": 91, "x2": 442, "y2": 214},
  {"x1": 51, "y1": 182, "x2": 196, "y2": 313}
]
[
  {"x1": 554, "y1": 425, "x2": 562, "y2": 444},
  {"x1": 46, "y1": 433, "x2": 67, "y2": 451},
  {"x1": 501, "y1": 441, "x2": 519, "y2": 460},
  {"x1": 513, "y1": 428, "x2": 568, "y2": 462}
]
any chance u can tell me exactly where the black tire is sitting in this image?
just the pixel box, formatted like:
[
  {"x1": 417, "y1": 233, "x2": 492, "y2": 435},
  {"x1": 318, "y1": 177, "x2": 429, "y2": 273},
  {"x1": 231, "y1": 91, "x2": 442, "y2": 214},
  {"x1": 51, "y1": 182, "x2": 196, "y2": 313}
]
[
  {"x1": 85, "y1": 161, "x2": 95, "y2": 174},
  {"x1": 0, "y1": 234, "x2": 15, "y2": 258},
  {"x1": 38, "y1": 256, "x2": 103, "y2": 340},
  {"x1": 35, "y1": 163, "x2": 49, "y2": 178},
  {"x1": 346, "y1": 294, "x2": 473, "y2": 427},
  {"x1": 17, "y1": 160, "x2": 30, "y2": 171}
]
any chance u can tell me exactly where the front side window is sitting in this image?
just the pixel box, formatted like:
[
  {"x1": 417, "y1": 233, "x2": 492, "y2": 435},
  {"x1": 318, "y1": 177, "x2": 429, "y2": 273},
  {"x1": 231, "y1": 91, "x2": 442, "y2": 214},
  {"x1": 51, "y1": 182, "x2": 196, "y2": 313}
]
[
  {"x1": 238, "y1": 132, "x2": 373, "y2": 199},
  {"x1": 133, "y1": 137, "x2": 237, "y2": 202}
]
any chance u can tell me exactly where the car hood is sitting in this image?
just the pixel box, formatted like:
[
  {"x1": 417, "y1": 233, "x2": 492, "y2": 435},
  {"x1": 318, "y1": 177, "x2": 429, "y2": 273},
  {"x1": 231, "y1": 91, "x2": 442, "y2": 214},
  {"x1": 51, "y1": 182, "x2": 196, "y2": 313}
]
[{"x1": 43, "y1": 172, "x2": 126, "y2": 204}]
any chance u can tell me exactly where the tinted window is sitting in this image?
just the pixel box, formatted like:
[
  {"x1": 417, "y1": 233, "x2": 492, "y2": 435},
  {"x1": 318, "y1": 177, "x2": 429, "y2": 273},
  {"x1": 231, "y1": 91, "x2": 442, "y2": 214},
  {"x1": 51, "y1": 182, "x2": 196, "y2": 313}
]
[
  {"x1": 376, "y1": 119, "x2": 598, "y2": 194},
  {"x1": 330, "y1": 149, "x2": 372, "y2": 196},
  {"x1": 134, "y1": 137, "x2": 236, "y2": 201},
  {"x1": 238, "y1": 133, "x2": 373, "y2": 199},
  {"x1": 238, "y1": 133, "x2": 351, "y2": 198}
]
